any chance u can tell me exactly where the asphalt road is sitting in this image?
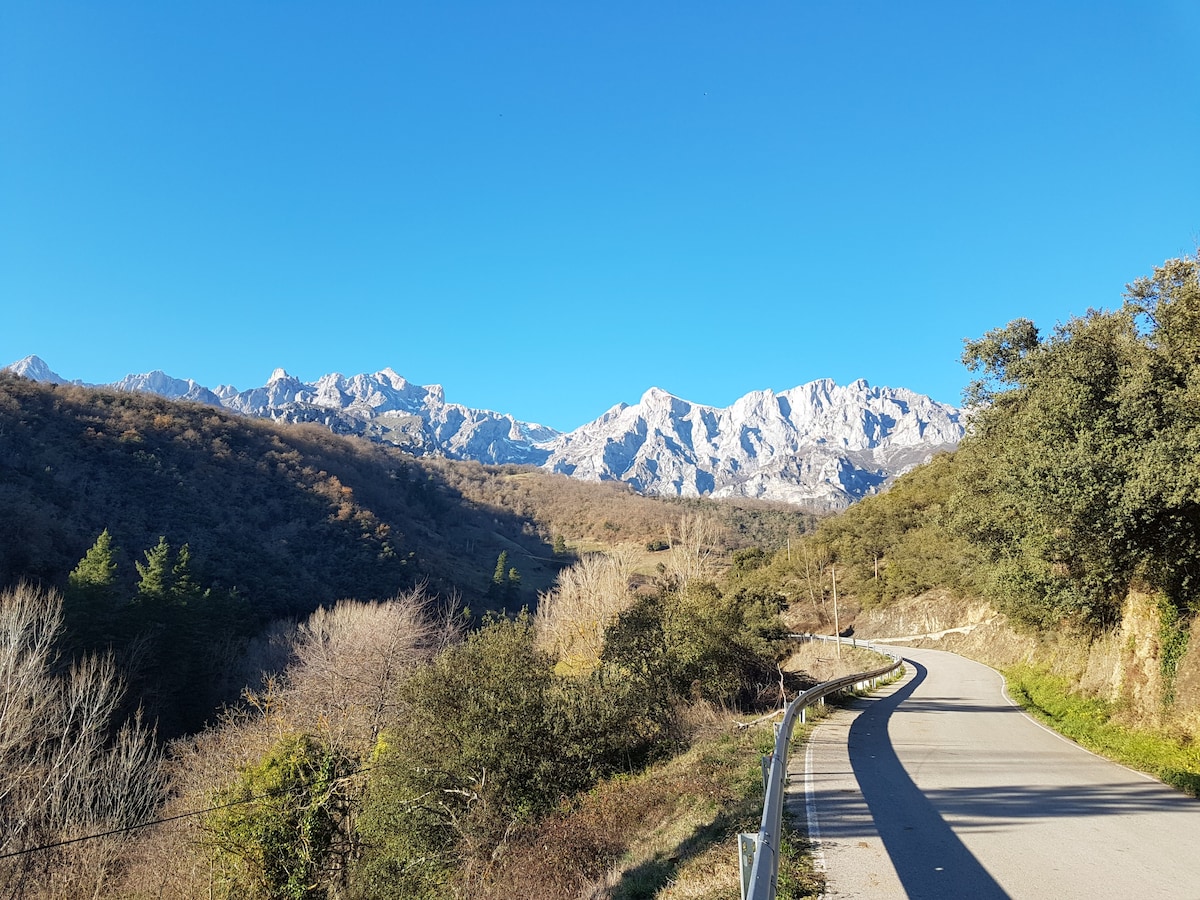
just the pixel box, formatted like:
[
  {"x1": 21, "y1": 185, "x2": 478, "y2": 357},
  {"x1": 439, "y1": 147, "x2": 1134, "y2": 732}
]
[{"x1": 792, "y1": 645, "x2": 1200, "y2": 899}]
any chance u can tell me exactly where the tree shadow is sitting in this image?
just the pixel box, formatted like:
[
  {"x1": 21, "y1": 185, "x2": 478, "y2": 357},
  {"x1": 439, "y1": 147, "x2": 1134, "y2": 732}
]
[
  {"x1": 826, "y1": 661, "x2": 1011, "y2": 899},
  {"x1": 604, "y1": 804, "x2": 743, "y2": 899}
]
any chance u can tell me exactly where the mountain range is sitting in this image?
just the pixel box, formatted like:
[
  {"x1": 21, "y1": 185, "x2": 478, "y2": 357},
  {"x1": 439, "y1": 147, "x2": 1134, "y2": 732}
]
[{"x1": 3, "y1": 355, "x2": 964, "y2": 510}]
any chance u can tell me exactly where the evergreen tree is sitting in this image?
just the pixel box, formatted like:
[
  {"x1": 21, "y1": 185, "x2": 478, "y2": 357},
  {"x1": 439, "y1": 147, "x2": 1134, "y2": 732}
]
[
  {"x1": 488, "y1": 551, "x2": 509, "y2": 601},
  {"x1": 65, "y1": 529, "x2": 123, "y2": 641},
  {"x1": 505, "y1": 566, "x2": 521, "y2": 604},
  {"x1": 170, "y1": 542, "x2": 201, "y2": 605},
  {"x1": 135, "y1": 536, "x2": 172, "y2": 603},
  {"x1": 67, "y1": 529, "x2": 120, "y2": 599}
]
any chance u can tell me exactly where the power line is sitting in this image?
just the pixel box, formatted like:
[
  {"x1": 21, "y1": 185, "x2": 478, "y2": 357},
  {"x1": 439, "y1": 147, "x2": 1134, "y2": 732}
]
[{"x1": 0, "y1": 761, "x2": 379, "y2": 862}]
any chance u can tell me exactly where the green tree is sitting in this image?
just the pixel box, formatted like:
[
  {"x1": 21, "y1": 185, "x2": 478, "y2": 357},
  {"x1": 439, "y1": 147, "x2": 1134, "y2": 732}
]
[
  {"x1": 171, "y1": 542, "x2": 202, "y2": 604},
  {"x1": 204, "y1": 733, "x2": 354, "y2": 900},
  {"x1": 601, "y1": 580, "x2": 780, "y2": 706},
  {"x1": 487, "y1": 551, "x2": 509, "y2": 602},
  {"x1": 356, "y1": 615, "x2": 562, "y2": 897},
  {"x1": 135, "y1": 536, "x2": 173, "y2": 603},
  {"x1": 68, "y1": 528, "x2": 120, "y2": 597},
  {"x1": 65, "y1": 529, "x2": 123, "y2": 641},
  {"x1": 355, "y1": 613, "x2": 676, "y2": 897},
  {"x1": 952, "y1": 252, "x2": 1200, "y2": 628}
]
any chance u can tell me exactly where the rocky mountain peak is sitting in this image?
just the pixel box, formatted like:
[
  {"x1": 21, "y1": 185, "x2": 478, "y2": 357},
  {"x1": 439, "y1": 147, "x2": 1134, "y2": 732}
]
[{"x1": 6, "y1": 355, "x2": 67, "y2": 384}]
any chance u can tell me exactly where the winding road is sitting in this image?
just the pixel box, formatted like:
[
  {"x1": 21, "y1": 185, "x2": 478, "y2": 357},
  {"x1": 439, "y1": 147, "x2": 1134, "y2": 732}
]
[{"x1": 793, "y1": 646, "x2": 1200, "y2": 898}]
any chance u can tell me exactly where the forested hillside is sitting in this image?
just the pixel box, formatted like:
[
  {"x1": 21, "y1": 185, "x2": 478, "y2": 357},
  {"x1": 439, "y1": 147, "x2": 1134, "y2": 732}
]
[
  {"x1": 0, "y1": 374, "x2": 810, "y2": 732},
  {"x1": 0, "y1": 374, "x2": 543, "y2": 613},
  {"x1": 791, "y1": 252, "x2": 1200, "y2": 634},
  {"x1": 0, "y1": 374, "x2": 807, "y2": 611}
]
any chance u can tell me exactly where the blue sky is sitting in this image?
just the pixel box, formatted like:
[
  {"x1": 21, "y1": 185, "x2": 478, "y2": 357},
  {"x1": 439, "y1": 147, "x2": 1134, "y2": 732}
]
[{"x1": 3, "y1": 2, "x2": 1198, "y2": 431}]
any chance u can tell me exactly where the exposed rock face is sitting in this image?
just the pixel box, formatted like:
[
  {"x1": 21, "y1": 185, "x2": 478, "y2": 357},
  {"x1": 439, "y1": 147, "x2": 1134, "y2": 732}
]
[
  {"x1": 541, "y1": 380, "x2": 962, "y2": 510},
  {"x1": 111, "y1": 371, "x2": 224, "y2": 406},
  {"x1": 4, "y1": 356, "x2": 963, "y2": 509}
]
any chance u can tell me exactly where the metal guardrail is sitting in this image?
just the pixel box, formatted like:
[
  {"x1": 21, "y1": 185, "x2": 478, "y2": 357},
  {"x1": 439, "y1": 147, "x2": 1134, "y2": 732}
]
[{"x1": 738, "y1": 634, "x2": 904, "y2": 900}]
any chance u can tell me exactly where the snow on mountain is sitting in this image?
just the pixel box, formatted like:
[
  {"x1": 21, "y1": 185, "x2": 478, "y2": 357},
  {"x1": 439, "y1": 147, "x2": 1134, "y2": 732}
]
[
  {"x1": 3, "y1": 355, "x2": 964, "y2": 509},
  {"x1": 540, "y1": 379, "x2": 963, "y2": 509},
  {"x1": 4, "y1": 355, "x2": 71, "y2": 385},
  {"x1": 111, "y1": 370, "x2": 224, "y2": 406},
  {"x1": 212, "y1": 367, "x2": 559, "y2": 464}
]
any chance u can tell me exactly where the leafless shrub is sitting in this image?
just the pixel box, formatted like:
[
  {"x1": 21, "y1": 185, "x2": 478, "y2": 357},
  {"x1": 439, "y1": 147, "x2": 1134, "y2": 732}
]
[
  {"x1": 116, "y1": 584, "x2": 460, "y2": 898},
  {"x1": 283, "y1": 583, "x2": 456, "y2": 749}
]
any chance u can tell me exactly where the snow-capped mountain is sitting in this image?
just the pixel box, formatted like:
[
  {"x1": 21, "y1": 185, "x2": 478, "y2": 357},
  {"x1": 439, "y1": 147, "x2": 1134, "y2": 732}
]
[
  {"x1": 3, "y1": 356, "x2": 558, "y2": 465},
  {"x1": 214, "y1": 366, "x2": 558, "y2": 463},
  {"x1": 3, "y1": 355, "x2": 964, "y2": 509},
  {"x1": 540, "y1": 380, "x2": 962, "y2": 509}
]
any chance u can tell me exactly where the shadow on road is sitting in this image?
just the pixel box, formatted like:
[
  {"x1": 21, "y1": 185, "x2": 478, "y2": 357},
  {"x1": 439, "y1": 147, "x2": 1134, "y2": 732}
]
[
  {"x1": 810, "y1": 651, "x2": 1200, "y2": 898},
  {"x1": 827, "y1": 660, "x2": 1011, "y2": 899}
]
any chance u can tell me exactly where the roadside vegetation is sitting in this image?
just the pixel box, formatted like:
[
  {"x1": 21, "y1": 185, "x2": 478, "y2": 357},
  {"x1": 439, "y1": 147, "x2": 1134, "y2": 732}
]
[
  {"x1": 0, "y1": 506, "x2": 826, "y2": 898},
  {"x1": 1006, "y1": 666, "x2": 1200, "y2": 797},
  {"x1": 788, "y1": 251, "x2": 1200, "y2": 789}
]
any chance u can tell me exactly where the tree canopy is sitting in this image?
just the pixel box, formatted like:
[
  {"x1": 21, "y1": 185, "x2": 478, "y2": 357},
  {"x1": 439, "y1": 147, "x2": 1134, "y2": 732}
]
[{"x1": 953, "y1": 252, "x2": 1200, "y2": 628}]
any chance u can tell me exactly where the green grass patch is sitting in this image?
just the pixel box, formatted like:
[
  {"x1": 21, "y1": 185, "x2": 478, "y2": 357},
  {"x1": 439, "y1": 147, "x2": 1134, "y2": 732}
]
[{"x1": 1005, "y1": 665, "x2": 1200, "y2": 796}]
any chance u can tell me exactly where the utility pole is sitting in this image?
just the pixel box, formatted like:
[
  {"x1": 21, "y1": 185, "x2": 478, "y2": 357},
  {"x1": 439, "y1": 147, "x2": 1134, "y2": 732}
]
[{"x1": 832, "y1": 563, "x2": 841, "y2": 659}]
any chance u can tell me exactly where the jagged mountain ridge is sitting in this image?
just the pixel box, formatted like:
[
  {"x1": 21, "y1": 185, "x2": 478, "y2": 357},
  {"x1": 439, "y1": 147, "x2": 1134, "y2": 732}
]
[
  {"x1": 542, "y1": 382, "x2": 962, "y2": 509},
  {"x1": 4, "y1": 355, "x2": 963, "y2": 510}
]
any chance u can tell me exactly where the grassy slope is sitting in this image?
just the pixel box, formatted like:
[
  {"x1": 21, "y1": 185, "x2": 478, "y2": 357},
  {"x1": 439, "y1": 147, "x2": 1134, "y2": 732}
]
[
  {"x1": 470, "y1": 709, "x2": 823, "y2": 900},
  {"x1": 1006, "y1": 666, "x2": 1200, "y2": 796}
]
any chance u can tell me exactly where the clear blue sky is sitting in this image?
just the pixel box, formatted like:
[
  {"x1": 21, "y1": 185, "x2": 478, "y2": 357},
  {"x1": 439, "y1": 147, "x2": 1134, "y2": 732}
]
[{"x1": 3, "y1": 2, "x2": 1198, "y2": 431}]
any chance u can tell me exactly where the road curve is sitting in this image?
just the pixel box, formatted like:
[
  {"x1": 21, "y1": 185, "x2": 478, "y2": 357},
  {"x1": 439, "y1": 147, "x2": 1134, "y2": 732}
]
[{"x1": 792, "y1": 645, "x2": 1200, "y2": 899}]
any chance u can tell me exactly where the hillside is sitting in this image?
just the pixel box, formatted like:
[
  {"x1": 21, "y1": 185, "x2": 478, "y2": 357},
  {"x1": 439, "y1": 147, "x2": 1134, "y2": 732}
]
[
  {"x1": 0, "y1": 373, "x2": 545, "y2": 616},
  {"x1": 0, "y1": 375, "x2": 826, "y2": 897},
  {"x1": 0, "y1": 374, "x2": 814, "y2": 610},
  {"x1": 0, "y1": 374, "x2": 820, "y2": 734},
  {"x1": 775, "y1": 253, "x2": 1200, "y2": 787}
]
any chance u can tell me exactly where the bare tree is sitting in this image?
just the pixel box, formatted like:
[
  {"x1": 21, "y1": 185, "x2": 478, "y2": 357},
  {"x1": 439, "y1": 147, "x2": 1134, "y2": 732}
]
[
  {"x1": 283, "y1": 584, "x2": 455, "y2": 750},
  {"x1": 535, "y1": 551, "x2": 636, "y2": 672},
  {"x1": 0, "y1": 582, "x2": 166, "y2": 900},
  {"x1": 663, "y1": 512, "x2": 720, "y2": 589},
  {"x1": 116, "y1": 585, "x2": 461, "y2": 898}
]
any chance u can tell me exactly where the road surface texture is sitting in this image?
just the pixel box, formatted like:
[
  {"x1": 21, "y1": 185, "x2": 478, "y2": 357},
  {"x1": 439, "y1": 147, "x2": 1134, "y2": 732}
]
[{"x1": 793, "y1": 645, "x2": 1200, "y2": 898}]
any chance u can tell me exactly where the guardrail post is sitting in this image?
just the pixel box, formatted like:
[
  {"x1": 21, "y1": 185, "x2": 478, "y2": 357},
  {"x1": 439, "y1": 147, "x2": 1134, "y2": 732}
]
[{"x1": 738, "y1": 832, "x2": 759, "y2": 900}]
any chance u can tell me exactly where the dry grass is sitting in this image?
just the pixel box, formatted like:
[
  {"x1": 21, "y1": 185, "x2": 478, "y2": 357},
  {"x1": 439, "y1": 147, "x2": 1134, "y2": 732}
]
[
  {"x1": 469, "y1": 709, "x2": 759, "y2": 899},
  {"x1": 468, "y1": 705, "x2": 822, "y2": 900},
  {"x1": 781, "y1": 640, "x2": 894, "y2": 686}
]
